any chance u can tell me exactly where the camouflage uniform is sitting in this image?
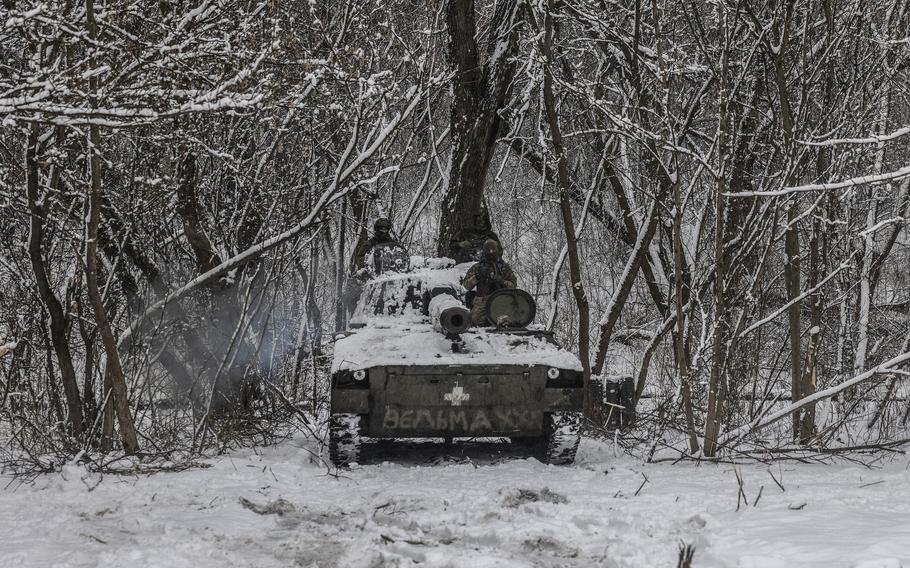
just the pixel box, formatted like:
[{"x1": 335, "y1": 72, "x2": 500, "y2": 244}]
[
  {"x1": 463, "y1": 240, "x2": 516, "y2": 326},
  {"x1": 450, "y1": 214, "x2": 501, "y2": 264},
  {"x1": 350, "y1": 218, "x2": 401, "y2": 275},
  {"x1": 346, "y1": 218, "x2": 405, "y2": 315}
]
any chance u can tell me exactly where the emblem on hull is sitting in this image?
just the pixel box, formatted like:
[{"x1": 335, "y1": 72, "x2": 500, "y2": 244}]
[{"x1": 443, "y1": 383, "x2": 471, "y2": 406}]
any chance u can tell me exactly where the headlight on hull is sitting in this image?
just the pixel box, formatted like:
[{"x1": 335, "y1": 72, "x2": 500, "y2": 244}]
[
  {"x1": 545, "y1": 368, "x2": 583, "y2": 388},
  {"x1": 332, "y1": 370, "x2": 369, "y2": 389}
]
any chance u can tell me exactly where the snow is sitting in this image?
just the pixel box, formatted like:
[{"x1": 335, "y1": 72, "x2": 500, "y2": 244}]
[
  {"x1": 333, "y1": 317, "x2": 584, "y2": 373},
  {"x1": 4, "y1": 6, "x2": 43, "y2": 28},
  {"x1": 3, "y1": 439, "x2": 910, "y2": 567},
  {"x1": 428, "y1": 293, "x2": 464, "y2": 316},
  {"x1": 81, "y1": 66, "x2": 111, "y2": 79}
]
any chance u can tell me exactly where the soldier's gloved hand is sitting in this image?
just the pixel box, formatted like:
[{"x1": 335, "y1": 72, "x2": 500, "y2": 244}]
[{"x1": 458, "y1": 240, "x2": 471, "y2": 249}]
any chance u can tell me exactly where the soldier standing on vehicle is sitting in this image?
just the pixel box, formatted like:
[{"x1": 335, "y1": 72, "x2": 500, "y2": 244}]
[
  {"x1": 450, "y1": 213, "x2": 501, "y2": 264},
  {"x1": 462, "y1": 239, "x2": 516, "y2": 326},
  {"x1": 350, "y1": 217, "x2": 403, "y2": 274},
  {"x1": 345, "y1": 217, "x2": 407, "y2": 314}
]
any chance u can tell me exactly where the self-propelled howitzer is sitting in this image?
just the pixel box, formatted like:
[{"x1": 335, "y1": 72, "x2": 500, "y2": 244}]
[{"x1": 328, "y1": 260, "x2": 584, "y2": 467}]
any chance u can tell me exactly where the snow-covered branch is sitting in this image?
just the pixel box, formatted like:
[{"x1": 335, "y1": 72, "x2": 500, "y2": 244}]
[
  {"x1": 800, "y1": 125, "x2": 910, "y2": 146},
  {"x1": 731, "y1": 165, "x2": 910, "y2": 197},
  {"x1": 719, "y1": 350, "x2": 910, "y2": 449},
  {"x1": 120, "y1": 81, "x2": 432, "y2": 346},
  {"x1": 739, "y1": 257, "x2": 853, "y2": 336}
]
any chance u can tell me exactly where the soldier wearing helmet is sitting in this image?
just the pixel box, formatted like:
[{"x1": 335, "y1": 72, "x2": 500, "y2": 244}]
[
  {"x1": 344, "y1": 217, "x2": 408, "y2": 317},
  {"x1": 350, "y1": 217, "x2": 402, "y2": 275},
  {"x1": 450, "y1": 213, "x2": 500, "y2": 264},
  {"x1": 462, "y1": 239, "x2": 516, "y2": 326}
]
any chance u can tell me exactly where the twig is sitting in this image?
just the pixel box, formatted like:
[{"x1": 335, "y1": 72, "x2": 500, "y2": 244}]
[
  {"x1": 677, "y1": 543, "x2": 695, "y2": 568},
  {"x1": 769, "y1": 466, "x2": 785, "y2": 492},
  {"x1": 634, "y1": 472, "x2": 649, "y2": 496},
  {"x1": 753, "y1": 485, "x2": 764, "y2": 507},
  {"x1": 734, "y1": 467, "x2": 748, "y2": 511},
  {"x1": 80, "y1": 533, "x2": 108, "y2": 545}
]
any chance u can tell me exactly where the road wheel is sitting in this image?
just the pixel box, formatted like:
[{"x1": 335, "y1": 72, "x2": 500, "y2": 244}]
[
  {"x1": 511, "y1": 412, "x2": 581, "y2": 465},
  {"x1": 328, "y1": 413, "x2": 362, "y2": 467},
  {"x1": 541, "y1": 411, "x2": 582, "y2": 465}
]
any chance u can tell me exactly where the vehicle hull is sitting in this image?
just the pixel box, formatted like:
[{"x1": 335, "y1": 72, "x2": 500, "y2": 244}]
[{"x1": 331, "y1": 364, "x2": 583, "y2": 438}]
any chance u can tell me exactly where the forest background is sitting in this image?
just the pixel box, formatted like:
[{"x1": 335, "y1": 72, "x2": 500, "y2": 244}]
[{"x1": 1, "y1": 0, "x2": 909, "y2": 468}]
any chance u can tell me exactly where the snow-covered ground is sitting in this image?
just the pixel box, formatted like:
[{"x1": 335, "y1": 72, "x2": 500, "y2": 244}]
[{"x1": 2, "y1": 438, "x2": 909, "y2": 568}]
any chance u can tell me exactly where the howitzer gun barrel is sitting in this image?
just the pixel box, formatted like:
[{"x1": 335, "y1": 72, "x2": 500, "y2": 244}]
[{"x1": 429, "y1": 294, "x2": 471, "y2": 335}]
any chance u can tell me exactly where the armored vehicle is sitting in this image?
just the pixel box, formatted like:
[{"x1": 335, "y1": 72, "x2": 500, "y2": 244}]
[{"x1": 329, "y1": 256, "x2": 584, "y2": 466}]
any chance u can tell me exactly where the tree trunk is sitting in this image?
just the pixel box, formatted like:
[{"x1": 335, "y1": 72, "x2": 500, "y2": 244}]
[
  {"x1": 533, "y1": 1, "x2": 592, "y2": 412},
  {"x1": 85, "y1": 0, "x2": 140, "y2": 454},
  {"x1": 803, "y1": 191, "x2": 823, "y2": 443},
  {"x1": 437, "y1": 0, "x2": 522, "y2": 256},
  {"x1": 673, "y1": 176, "x2": 699, "y2": 454},
  {"x1": 768, "y1": 1, "x2": 802, "y2": 441},
  {"x1": 334, "y1": 197, "x2": 347, "y2": 332},
  {"x1": 853, "y1": 92, "x2": 890, "y2": 385},
  {"x1": 801, "y1": 0, "x2": 838, "y2": 443},
  {"x1": 703, "y1": 2, "x2": 731, "y2": 457},
  {"x1": 784, "y1": 203, "x2": 802, "y2": 439},
  {"x1": 26, "y1": 125, "x2": 84, "y2": 439},
  {"x1": 592, "y1": 197, "x2": 662, "y2": 376}
]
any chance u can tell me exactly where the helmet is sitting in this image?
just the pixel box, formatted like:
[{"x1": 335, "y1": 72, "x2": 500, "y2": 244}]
[
  {"x1": 374, "y1": 217, "x2": 392, "y2": 234},
  {"x1": 482, "y1": 239, "x2": 500, "y2": 261}
]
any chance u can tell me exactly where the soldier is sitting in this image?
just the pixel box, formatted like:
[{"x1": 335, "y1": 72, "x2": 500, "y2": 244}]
[
  {"x1": 350, "y1": 217, "x2": 403, "y2": 275},
  {"x1": 462, "y1": 239, "x2": 516, "y2": 326},
  {"x1": 450, "y1": 213, "x2": 500, "y2": 264},
  {"x1": 345, "y1": 217, "x2": 407, "y2": 316}
]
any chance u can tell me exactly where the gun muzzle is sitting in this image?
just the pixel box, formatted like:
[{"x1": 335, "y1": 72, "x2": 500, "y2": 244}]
[{"x1": 429, "y1": 293, "x2": 471, "y2": 335}]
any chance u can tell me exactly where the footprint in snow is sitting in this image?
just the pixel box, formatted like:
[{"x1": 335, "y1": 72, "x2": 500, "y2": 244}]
[{"x1": 502, "y1": 487, "x2": 568, "y2": 508}]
